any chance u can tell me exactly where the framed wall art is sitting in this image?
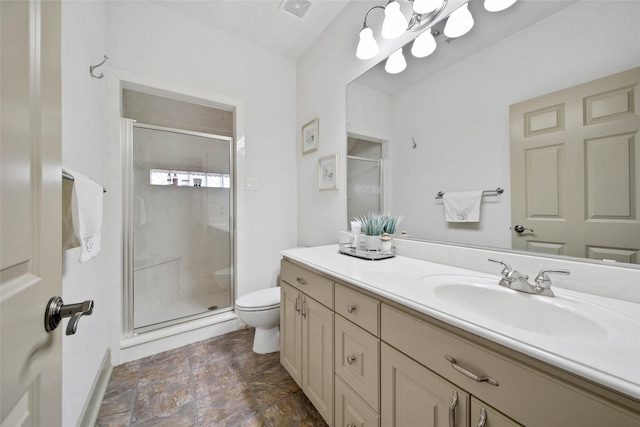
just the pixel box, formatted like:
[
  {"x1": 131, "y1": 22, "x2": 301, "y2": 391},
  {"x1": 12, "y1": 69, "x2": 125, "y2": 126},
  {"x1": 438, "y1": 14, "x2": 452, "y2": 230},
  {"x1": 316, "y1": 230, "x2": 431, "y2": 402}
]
[
  {"x1": 302, "y1": 118, "x2": 319, "y2": 155},
  {"x1": 318, "y1": 153, "x2": 338, "y2": 190}
]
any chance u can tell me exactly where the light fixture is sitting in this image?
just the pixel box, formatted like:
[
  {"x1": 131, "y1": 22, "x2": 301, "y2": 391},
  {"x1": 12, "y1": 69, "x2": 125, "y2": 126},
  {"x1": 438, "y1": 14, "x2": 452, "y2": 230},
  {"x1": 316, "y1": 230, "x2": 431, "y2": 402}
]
[
  {"x1": 355, "y1": 0, "x2": 448, "y2": 61},
  {"x1": 356, "y1": 27, "x2": 379, "y2": 60},
  {"x1": 484, "y1": 0, "x2": 518, "y2": 12},
  {"x1": 411, "y1": 30, "x2": 437, "y2": 58},
  {"x1": 444, "y1": 2, "x2": 474, "y2": 38},
  {"x1": 381, "y1": 1, "x2": 409, "y2": 39},
  {"x1": 385, "y1": 48, "x2": 407, "y2": 74}
]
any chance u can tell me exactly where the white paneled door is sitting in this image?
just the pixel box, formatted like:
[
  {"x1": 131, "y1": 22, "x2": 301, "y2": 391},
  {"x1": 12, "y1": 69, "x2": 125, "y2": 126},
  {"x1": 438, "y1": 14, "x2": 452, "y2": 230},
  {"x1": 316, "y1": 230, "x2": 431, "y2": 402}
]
[
  {"x1": 1, "y1": 0, "x2": 63, "y2": 425},
  {"x1": 510, "y1": 67, "x2": 640, "y2": 263}
]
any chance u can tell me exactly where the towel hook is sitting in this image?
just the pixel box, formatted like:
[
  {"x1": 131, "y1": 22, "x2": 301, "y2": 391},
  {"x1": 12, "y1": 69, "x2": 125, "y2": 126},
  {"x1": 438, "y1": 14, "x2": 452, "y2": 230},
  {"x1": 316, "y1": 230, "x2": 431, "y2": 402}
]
[
  {"x1": 411, "y1": 137, "x2": 417, "y2": 149},
  {"x1": 89, "y1": 55, "x2": 109, "y2": 79}
]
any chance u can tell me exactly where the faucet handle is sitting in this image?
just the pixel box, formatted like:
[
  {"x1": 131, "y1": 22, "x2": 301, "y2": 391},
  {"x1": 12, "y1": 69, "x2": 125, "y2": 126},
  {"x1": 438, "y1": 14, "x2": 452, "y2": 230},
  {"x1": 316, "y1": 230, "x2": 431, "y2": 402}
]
[
  {"x1": 535, "y1": 269, "x2": 570, "y2": 289},
  {"x1": 488, "y1": 258, "x2": 512, "y2": 277}
]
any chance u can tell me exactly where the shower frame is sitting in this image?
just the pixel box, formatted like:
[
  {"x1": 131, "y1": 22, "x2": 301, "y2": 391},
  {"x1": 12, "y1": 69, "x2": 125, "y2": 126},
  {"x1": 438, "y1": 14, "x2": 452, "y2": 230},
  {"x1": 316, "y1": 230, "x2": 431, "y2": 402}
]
[{"x1": 121, "y1": 119, "x2": 235, "y2": 336}]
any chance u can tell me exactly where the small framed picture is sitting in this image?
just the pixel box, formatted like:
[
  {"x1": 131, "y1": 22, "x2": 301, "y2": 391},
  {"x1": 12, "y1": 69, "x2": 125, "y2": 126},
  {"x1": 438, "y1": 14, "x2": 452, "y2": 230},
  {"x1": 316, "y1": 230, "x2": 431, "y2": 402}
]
[
  {"x1": 302, "y1": 118, "x2": 319, "y2": 155},
  {"x1": 318, "y1": 153, "x2": 339, "y2": 190}
]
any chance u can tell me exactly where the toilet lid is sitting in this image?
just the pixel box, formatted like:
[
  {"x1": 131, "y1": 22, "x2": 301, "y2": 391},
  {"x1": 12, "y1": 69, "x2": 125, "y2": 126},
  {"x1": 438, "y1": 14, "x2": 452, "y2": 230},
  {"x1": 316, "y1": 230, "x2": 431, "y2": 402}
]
[{"x1": 236, "y1": 287, "x2": 280, "y2": 311}]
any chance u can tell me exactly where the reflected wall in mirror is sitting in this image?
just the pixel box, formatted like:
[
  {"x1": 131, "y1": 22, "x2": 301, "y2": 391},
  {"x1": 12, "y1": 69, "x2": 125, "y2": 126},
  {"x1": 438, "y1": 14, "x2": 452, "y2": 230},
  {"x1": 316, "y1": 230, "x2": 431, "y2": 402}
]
[{"x1": 347, "y1": 0, "x2": 640, "y2": 266}]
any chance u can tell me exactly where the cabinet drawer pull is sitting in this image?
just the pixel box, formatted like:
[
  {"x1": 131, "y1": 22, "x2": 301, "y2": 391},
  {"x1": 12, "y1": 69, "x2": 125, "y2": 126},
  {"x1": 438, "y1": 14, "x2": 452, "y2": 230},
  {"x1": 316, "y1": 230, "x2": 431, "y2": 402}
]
[
  {"x1": 347, "y1": 424, "x2": 356, "y2": 427},
  {"x1": 477, "y1": 407, "x2": 487, "y2": 427},
  {"x1": 346, "y1": 304, "x2": 356, "y2": 313},
  {"x1": 346, "y1": 355, "x2": 356, "y2": 365},
  {"x1": 296, "y1": 277, "x2": 308, "y2": 285},
  {"x1": 445, "y1": 354, "x2": 499, "y2": 386},
  {"x1": 449, "y1": 390, "x2": 458, "y2": 427}
]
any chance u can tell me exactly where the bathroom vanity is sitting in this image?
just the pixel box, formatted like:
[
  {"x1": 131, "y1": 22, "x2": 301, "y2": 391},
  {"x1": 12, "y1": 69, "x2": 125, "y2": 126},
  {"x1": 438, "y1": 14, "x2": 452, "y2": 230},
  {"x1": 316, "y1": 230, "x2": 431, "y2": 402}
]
[{"x1": 279, "y1": 245, "x2": 640, "y2": 427}]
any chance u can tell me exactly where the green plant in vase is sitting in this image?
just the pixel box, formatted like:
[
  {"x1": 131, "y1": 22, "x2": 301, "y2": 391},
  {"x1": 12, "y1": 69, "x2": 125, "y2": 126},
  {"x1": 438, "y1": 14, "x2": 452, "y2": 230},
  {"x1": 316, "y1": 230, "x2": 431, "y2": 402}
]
[{"x1": 354, "y1": 213, "x2": 403, "y2": 251}]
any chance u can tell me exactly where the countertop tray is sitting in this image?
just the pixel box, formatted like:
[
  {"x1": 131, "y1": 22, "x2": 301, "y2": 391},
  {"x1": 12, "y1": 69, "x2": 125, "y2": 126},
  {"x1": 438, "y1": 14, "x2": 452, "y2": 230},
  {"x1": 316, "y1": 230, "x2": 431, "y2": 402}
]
[{"x1": 338, "y1": 244, "x2": 396, "y2": 260}]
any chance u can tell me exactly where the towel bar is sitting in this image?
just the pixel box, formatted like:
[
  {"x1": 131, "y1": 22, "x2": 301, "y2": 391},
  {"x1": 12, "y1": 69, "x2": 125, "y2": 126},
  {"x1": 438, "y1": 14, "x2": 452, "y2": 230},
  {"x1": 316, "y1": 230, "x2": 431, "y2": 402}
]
[
  {"x1": 62, "y1": 171, "x2": 107, "y2": 193},
  {"x1": 435, "y1": 187, "x2": 503, "y2": 199}
]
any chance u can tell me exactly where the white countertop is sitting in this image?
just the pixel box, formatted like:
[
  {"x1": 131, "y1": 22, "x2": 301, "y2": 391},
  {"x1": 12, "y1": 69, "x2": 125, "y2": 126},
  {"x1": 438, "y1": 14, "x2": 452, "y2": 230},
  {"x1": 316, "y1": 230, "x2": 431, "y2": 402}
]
[{"x1": 281, "y1": 245, "x2": 640, "y2": 400}]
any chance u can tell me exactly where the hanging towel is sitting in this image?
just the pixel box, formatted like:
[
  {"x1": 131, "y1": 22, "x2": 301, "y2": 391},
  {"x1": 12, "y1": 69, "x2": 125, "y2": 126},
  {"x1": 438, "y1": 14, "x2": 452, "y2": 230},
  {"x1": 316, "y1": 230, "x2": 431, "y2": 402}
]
[
  {"x1": 443, "y1": 190, "x2": 483, "y2": 223},
  {"x1": 63, "y1": 167, "x2": 103, "y2": 262}
]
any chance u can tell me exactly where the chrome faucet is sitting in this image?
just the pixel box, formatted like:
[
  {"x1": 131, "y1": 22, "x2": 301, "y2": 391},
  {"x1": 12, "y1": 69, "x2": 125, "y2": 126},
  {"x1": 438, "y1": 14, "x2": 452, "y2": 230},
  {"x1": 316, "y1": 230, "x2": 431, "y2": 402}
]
[
  {"x1": 488, "y1": 258, "x2": 536, "y2": 294},
  {"x1": 488, "y1": 259, "x2": 570, "y2": 297},
  {"x1": 534, "y1": 269, "x2": 571, "y2": 297}
]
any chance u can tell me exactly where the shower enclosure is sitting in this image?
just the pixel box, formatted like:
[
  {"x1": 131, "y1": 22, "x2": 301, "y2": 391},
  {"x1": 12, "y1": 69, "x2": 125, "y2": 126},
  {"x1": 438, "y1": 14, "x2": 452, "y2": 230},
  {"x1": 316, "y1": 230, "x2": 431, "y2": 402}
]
[
  {"x1": 123, "y1": 120, "x2": 234, "y2": 333},
  {"x1": 347, "y1": 136, "x2": 384, "y2": 221}
]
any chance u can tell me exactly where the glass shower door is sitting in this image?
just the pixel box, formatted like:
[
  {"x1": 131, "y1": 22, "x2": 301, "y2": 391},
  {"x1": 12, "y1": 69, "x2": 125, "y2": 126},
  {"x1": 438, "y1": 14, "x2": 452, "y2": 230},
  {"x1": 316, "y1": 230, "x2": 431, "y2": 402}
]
[
  {"x1": 347, "y1": 155, "x2": 382, "y2": 221},
  {"x1": 128, "y1": 122, "x2": 233, "y2": 332}
]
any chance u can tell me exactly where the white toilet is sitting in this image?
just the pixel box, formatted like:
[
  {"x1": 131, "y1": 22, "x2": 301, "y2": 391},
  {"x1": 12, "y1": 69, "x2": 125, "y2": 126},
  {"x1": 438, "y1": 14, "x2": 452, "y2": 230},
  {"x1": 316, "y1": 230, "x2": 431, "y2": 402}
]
[{"x1": 235, "y1": 287, "x2": 281, "y2": 354}]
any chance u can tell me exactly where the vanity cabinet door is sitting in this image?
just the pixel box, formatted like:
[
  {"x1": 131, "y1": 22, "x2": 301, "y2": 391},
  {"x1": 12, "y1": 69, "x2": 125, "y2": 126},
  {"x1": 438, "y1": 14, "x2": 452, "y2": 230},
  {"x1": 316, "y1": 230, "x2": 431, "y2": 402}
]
[
  {"x1": 381, "y1": 343, "x2": 469, "y2": 427},
  {"x1": 471, "y1": 397, "x2": 522, "y2": 427},
  {"x1": 302, "y1": 294, "x2": 334, "y2": 425},
  {"x1": 335, "y1": 375, "x2": 380, "y2": 427},
  {"x1": 335, "y1": 314, "x2": 380, "y2": 411},
  {"x1": 280, "y1": 282, "x2": 302, "y2": 385}
]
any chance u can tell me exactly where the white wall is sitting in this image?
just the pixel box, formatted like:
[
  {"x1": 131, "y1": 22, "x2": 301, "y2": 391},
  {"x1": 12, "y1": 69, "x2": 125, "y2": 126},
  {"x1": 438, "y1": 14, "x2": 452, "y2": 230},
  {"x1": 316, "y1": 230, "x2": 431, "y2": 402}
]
[
  {"x1": 60, "y1": 2, "x2": 109, "y2": 426},
  {"x1": 105, "y1": 1, "x2": 298, "y2": 361},
  {"x1": 389, "y1": 1, "x2": 640, "y2": 247}
]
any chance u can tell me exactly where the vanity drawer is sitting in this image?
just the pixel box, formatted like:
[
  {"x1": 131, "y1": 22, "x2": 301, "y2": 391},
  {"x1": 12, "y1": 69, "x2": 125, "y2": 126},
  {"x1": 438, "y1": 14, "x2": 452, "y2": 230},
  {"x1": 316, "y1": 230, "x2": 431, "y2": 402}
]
[
  {"x1": 335, "y1": 314, "x2": 380, "y2": 411},
  {"x1": 335, "y1": 376, "x2": 380, "y2": 427},
  {"x1": 281, "y1": 259, "x2": 333, "y2": 308},
  {"x1": 381, "y1": 303, "x2": 640, "y2": 427},
  {"x1": 335, "y1": 283, "x2": 380, "y2": 336}
]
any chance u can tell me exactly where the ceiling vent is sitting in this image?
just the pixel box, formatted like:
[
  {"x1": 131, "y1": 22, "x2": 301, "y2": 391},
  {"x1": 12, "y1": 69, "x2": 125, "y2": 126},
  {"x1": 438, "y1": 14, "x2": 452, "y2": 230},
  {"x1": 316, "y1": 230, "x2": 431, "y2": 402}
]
[{"x1": 279, "y1": 0, "x2": 312, "y2": 20}]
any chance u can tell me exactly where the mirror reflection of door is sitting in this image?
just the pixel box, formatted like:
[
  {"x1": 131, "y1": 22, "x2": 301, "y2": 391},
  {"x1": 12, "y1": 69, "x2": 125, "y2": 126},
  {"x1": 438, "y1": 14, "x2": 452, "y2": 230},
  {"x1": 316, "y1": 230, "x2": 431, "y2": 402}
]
[
  {"x1": 510, "y1": 67, "x2": 640, "y2": 264},
  {"x1": 347, "y1": 136, "x2": 384, "y2": 223}
]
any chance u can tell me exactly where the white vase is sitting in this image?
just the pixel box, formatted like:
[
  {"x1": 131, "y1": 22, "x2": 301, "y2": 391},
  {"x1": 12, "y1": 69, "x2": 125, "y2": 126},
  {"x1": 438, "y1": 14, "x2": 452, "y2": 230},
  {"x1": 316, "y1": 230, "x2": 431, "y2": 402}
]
[{"x1": 364, "y1": 235, "x2": 379, "y2": 251}]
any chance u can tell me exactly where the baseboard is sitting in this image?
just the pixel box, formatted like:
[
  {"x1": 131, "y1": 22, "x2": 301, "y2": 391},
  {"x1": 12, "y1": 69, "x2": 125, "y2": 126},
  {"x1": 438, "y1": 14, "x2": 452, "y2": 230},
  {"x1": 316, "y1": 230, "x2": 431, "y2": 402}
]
[{"x1": 76, "y1": 348, "x2": 113, "y2": 427}]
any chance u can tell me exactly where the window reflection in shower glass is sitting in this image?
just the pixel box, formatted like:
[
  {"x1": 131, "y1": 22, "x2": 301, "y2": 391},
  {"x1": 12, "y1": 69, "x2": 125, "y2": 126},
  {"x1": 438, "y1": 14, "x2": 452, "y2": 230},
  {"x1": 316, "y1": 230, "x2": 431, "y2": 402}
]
[{"x1": 132, "y1": 125, "x2": 233, "y2": 330}]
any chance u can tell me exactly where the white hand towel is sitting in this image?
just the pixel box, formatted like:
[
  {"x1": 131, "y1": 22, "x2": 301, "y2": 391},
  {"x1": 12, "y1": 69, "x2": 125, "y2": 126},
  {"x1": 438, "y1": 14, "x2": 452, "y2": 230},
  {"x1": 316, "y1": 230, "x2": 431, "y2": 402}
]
[
  {"x1": 443, "y1": 190, "x2": 483, "y2": 223},
  {"x1": 64, "y1": 167, "x2": 103, "y2": 262}
]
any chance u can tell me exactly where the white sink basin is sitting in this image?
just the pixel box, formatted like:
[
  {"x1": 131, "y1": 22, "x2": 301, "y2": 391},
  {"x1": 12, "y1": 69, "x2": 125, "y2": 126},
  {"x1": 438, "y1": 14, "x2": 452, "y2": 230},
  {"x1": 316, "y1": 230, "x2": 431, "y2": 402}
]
[{"x1": 419, "y1": 274, "x2": 636, "y2": 341}]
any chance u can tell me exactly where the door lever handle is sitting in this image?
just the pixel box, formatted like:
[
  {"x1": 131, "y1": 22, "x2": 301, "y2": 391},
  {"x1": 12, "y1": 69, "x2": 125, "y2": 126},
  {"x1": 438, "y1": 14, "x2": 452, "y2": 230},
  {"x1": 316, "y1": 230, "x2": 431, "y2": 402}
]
[{"x1": 44, "y1": 297, "x2": 94, "y2": 335}]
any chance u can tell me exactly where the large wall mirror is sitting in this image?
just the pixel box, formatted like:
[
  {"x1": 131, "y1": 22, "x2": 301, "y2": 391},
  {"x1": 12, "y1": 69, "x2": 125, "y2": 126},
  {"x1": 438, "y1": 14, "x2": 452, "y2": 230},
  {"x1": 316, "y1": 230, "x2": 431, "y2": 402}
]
[{"x1": 347, "y1": 0, "x2": 640, "y2": 267}]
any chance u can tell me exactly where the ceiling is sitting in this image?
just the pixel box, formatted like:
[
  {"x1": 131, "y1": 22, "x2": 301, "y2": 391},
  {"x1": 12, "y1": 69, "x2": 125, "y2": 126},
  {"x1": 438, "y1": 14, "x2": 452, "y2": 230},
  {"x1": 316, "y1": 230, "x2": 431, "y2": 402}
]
[{"x1": 152, "y1": 0, "x2": 352, "y2": 59}]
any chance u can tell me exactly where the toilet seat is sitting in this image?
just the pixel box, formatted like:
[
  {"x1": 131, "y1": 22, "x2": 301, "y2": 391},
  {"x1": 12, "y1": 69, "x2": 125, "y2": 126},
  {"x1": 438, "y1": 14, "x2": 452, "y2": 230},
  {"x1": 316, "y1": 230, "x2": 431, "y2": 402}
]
[{"x1": 236, "y1": 287, "x2": 280, "y2": 312}]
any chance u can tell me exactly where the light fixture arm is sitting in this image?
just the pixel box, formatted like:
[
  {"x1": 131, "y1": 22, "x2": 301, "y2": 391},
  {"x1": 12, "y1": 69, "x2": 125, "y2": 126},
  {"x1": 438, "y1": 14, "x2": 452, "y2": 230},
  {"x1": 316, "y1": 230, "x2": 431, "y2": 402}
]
[{"x1": 361, "y1": 5, "x2": 385, "y2": 30}]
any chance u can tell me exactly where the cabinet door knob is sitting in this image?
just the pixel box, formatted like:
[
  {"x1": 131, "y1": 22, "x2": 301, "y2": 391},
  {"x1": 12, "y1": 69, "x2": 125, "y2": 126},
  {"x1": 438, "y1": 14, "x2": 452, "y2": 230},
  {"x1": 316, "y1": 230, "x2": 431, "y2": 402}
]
[
  {"x1": 347, "y1": 304, "x2": 356, "y2": 313},
  {"x1": 346, "y1": 355, "x2": 356, "y2": 365}
]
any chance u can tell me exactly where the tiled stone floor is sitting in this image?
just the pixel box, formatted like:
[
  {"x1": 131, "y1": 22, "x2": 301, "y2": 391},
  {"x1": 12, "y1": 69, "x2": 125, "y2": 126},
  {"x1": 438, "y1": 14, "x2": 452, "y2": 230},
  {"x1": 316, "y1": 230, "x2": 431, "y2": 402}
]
[{"x1": 95, "y1": 328, "x2": 328, "y2": 427}]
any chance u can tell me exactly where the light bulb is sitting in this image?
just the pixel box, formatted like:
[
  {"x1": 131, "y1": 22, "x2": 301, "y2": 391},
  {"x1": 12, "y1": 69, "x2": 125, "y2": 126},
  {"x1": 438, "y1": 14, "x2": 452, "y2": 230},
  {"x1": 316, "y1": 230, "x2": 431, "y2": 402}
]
[
  {"x1": 484, "y1": 0, "x2": 517, "y2": 12},
  {"x1": 412, "y1": 0, "x2": 443, "y2": 15},
  {"x1": 381, "y1": 1, "x2": 408, "y2": 39},
  {"x1": 411, "y1": 30, "x2": 436, "y2": 58},
  {"x1": 356, "y1": 27, "x2": 379, "y2": 60},
  {"x1": 385, "y1": 48, "x2": 407, "y2": 74},
  {"x1": 444, "y1": 3, "x2": 474, "y2": 38}
]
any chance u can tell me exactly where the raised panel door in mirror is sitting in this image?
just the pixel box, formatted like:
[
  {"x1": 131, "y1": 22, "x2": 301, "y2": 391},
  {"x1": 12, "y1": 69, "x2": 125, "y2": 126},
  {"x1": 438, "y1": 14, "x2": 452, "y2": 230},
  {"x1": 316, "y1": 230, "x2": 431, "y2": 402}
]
[{"x1": 510, "y1": 67, "x2": 640, "y2": 262}]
